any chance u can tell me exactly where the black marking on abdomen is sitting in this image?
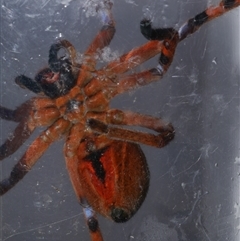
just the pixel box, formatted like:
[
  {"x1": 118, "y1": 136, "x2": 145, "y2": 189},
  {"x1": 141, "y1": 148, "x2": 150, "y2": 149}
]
[{"x1": 84, "y1": 147, "x2": 108, "y2": 183}]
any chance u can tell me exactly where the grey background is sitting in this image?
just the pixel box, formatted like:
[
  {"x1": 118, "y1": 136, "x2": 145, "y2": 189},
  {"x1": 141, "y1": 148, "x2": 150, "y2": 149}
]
[{"x1": 0, "y1": 0, "x2": 239, "y2": 240}]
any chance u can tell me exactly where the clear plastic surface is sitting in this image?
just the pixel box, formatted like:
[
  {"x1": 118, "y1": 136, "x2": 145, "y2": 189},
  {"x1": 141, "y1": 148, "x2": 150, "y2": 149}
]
[{"x1": 0, "y1": 1, "x2": 239, "y2": 241}]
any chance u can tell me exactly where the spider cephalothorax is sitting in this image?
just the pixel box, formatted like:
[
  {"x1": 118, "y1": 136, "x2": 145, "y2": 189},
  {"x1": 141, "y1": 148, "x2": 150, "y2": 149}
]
[
  {"x1": 0, "y1": 1, "x2": 239, "y2": 241},
  {"x1": 15, "y1": 40, "x2": 80, "y2": 99}
]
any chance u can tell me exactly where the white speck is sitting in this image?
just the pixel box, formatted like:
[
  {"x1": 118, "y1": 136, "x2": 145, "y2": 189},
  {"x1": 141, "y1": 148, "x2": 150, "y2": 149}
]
[
  {"x1": 125, "y1": 0, "x2": 137, "y2": 6},
  {"x1": 234, "y1": 157, "x2": 240, "y2": 165},
  {"x1": 234, "y1": 202, "x2": 240, "y2": 219},
  {"x1": 181, "y1": 182, "x2": 186, "y2": 189},
  {"x1": 56, "y1": 0, "x2": 73, "y2": 6},
  {"x1": 100, "y1": 47, "x2": 120, "y2": 63},
  {"x1": 212, "y1": 57, "x2": 217, "y2": 65},
  {"x1": 25, "y1": 13, "x2": 41, "y2": 18}
]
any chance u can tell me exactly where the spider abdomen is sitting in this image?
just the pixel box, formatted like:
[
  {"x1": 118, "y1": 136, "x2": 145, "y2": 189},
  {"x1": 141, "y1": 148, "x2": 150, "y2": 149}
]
[{"x1": 78, "y1": 137, "x2": 150, "y2": 223}]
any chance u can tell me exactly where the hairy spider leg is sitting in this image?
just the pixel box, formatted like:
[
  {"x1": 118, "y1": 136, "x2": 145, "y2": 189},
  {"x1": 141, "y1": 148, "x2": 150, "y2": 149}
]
[
  {"x1": 64, "y1": 123, "x2": 104, "y2": 241},
  {"x1": 48, "y1": 39, "x2": 79, "y2": 73},
  {"x1": 87, "y1": 118, "x2": 172, "y2": 148},
  {"x1": 83, "y1": 205, "x2": 104, "y2": 241},
  {"x1": 0, "y1": 106, "x2": 22, "y2": 122},
  {"x1": 102, "y1": 37, "x2": 176, "y2": 78},
  {"x1": 0, "y1": 118, "x2": 70, "y2": 195},
  {"x1": 84, "y1": 109, "x2": 174, "y2": 148},
  {"x1": 178, "y1": 0, "x2": 240, "y2": 40},
  {"x1": 77, "y1": 1, "x2": 116, "y2": 87},
  {"x1": 0, "y1": 98, "x2": 60, "y2": 160}
]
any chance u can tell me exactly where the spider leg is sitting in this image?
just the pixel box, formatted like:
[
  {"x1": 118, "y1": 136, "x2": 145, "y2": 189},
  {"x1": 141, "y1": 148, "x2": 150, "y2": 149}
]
[
  {"x1": 0, "y1": 121, "x2": 34, "y2": 161},
  {"x1": 0, "y1": 118, "x2": 70, "y2": 195},
  {"x1": 140, "y1": 19, "x2": 175, "y2": 41},
  {"x1": 83, "y1": 0, "x2": 115, "y2": 61},
  {"x1": 84, "y1": 31, "x2": 178, "y2": 100},
  {"x1": 0, "y1": 99, "x2": 60, "y2": 160},
  {"x1": 15, "y1": 75, "x2": 42, "y2": 94},
  {"x1": 0, "y1": 101, "x2": 36, "y2": 160},
  {"x1": 77, "y1": 1, "x2": 115, "y2": 86},
  {"x1": 64, "y1": 123, "x2": 104, "y2": 241},
  {"x1": 83, "y1": 21, "x2": 115, "y2": 67},
  {"x1": 88, "y1": 119, "x2": 172, "y2": 148},
  {"x1": 48, "y1": 39, "x2": 79, "y2": 74},
  {"x1": 83, "y1": 204, "x2": 104, "y2": 241},
  {"x1": 106, "y1": 109, "x2": 173, "y2": 133},
  {"x1": 64, "y1": 123, "x2": 85, "y2": 201},
  {"x1": 87, "y1": 111, "x2": 174, "y2": 148},
  {"x1": 178, "y1": 0, "x2": 240, "y2": 40},
  {"x1": 102, "y1": 29, "x2": 179, "y2": 78},
  {"x1": 0, "y1": 106, "x2": 21, "y2": 122},
  {"x1": 83, "y1": 67, "x2": 163, "y2": 101},
  {"x1": 114, "y1": 68, "x2": 164, "y2": 96}
]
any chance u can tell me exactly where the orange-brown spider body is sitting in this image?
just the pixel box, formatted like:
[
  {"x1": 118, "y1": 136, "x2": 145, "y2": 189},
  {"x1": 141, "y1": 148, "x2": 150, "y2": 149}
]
[
  {"x1": 0, "y1": 1, "x2": 240, "y2": 240},
  {"x1": 78, "y1": 138, "x2": 149, "y2": 222}
]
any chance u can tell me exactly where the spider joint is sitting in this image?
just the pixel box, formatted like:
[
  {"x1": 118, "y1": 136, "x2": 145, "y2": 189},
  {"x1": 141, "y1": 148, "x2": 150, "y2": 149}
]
[{"x1": 88, "y1": 119, "x2": 108, "y2": 134}]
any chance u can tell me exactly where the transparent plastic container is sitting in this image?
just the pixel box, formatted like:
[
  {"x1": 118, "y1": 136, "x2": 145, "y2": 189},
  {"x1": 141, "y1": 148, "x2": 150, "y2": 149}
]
[{"x1": 0, "y1": 1, "x2": 239, "y2": 241}]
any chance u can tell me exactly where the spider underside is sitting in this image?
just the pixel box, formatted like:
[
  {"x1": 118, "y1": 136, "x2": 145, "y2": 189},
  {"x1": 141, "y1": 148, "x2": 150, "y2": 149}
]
[{"x1": 0, "y1": 1, "x2": 239, "y2": 241}]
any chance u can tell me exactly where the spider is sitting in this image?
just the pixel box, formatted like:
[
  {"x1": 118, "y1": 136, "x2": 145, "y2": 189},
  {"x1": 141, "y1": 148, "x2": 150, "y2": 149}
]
[{"x1": 0, "y1": 0, "x2": 239, "y2": 240}]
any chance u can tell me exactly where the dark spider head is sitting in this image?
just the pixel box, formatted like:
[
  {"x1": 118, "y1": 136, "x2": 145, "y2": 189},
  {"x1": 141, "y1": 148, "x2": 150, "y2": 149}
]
[
  {"x1": 35, "y1": 62, "x2": 77, "y2": 99},
  {"x1": 35, "y1": 41, "x2": 79, "y2": 99},
  {"x1": 15, "y1": 40, "x2": 80, "y2": 99}
]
